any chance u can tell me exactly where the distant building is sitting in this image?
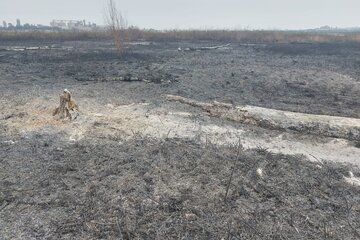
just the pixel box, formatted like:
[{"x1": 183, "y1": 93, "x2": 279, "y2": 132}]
[
  {"x1": 50, "y1": 20, "x2": 67, "y2": 29},
  {"x1": 50, "y1": 19, "x2": 84, "y2": 29},
  {"x1": 2, "y1": 21, "x2": 7, "y2": 28},
  {"x1": 67, "y1": 20, "x2": 83, "y2": 29},
  {"x1": 16, "y1": 19, "x2": 21, "y2": 28},
  {"x1": 50, "y1": 19, "x2": 98, "y2": 30}
]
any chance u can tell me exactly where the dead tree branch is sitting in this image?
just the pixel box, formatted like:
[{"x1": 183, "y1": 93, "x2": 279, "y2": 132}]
[{"x1": 105, "y1": 0, "x2": 128, "y2": 51}]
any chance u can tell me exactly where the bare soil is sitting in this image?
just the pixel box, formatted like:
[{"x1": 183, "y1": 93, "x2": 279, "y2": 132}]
[{"x1": 1, "y1": 40, "x2": 360, "y2": 239}]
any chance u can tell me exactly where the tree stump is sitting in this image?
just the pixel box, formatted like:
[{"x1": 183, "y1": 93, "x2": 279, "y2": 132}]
[{"x1": 53, "y1": 89, "x2": 78, "y2": 120}]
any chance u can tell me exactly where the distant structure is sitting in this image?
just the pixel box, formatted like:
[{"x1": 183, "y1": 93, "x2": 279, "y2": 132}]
[
  {"x1": 50, "y1": 19, "x2": 97, "y2": 30},
  {"x1": 16, "y1": 19, "x2": 21, "y2": 28},
  {"x1": 0, "y1": 19, "x2": 98, "y2": 30},
  {"x1": 50, "y1": 20, "x2": 67, "y2": 29},
  {"x1": 50, "y1": 20, "x2": 82, "y2": 29}
]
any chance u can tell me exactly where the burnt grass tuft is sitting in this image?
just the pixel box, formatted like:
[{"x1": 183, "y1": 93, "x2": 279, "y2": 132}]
[{"x1": 1, "y1": 134, "x2": 359, "y2": 239}]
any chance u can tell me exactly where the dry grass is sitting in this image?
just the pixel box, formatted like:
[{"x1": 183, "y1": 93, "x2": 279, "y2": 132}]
[
  {"x1": 0, "y1": 30, "x2": 109, "y2": 42},
  {"x1": 126, "y1": 29, "x2": 360, "y2": 43},
  {"x1": 1, "y1": 29, "x2": 360, "y2": 43}
]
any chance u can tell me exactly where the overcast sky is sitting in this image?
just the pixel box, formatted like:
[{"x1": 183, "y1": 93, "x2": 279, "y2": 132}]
[{"x1": 1, "y1": 0, "x2": 359, "y2": 30}]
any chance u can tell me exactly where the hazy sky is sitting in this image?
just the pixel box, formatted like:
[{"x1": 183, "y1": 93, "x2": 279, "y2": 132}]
[{"x1": 1, "y1": 0, "x2": 359, "y2": 30}]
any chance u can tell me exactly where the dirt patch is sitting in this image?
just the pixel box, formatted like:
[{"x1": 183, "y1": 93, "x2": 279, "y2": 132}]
[{"x1": 3, "y1": 96, "x2": 360, "y2": 166}]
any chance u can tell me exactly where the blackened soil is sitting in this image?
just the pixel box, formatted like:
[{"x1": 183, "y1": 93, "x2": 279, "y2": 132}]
[
  {"x1": 1, "y1": 133, "x2": 359, "y2": 239},
  {"x1": 1, "y1": 40, "x2": 360, "y2": 239},
  {"x1": 0, "y1": 40, "x2": 359, "y2": 117}
]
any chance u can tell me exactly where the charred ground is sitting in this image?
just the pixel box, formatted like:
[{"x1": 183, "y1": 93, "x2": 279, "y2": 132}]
[
  {"x1": 1, "y1": 134, "x2": 360, "y2": 239},
  {"x1": 1, "y1": 40, "x2": 360, "y2": 239},
  {"x1": 1, "y1": 40, "x2": 359, "y2": 117}
]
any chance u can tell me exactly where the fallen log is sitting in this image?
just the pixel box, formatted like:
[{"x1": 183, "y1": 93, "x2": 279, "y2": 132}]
[
  {"x1": 178, "y1": 43, "x2": 231, "y2": 52},
  {"x1": 165, "y1": 94, "x2": 360, "y2": 141}
]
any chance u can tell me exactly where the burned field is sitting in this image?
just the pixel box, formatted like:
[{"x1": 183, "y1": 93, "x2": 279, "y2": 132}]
[
  {"x1": 1, "y1": 40, "x2": 360, "y2": 117},
  {"x1": 1, "y1": 135, "x2": 360, "y2": 239},
  {"x1": 1, "y1": 40, "x2": 360, "y2": 239}
]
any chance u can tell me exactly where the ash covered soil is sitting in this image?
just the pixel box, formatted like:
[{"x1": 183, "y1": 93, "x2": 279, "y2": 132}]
[
  {"x1": 1, "y1": 40, "x2": 360, "y2": 117},
  {"x1": 1, "y1": 40, "x2": 360, "y2": 239}
]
